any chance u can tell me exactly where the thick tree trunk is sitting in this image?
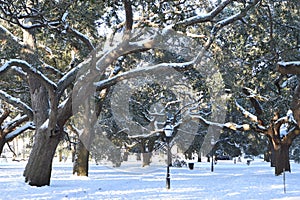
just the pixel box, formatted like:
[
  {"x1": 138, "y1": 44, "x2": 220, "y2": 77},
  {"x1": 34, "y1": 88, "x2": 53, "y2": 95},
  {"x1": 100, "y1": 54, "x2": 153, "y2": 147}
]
[
  {"x1": 21, "y1": 15, "x2": 63, "y2": 186},
  {"x1": 274, "y1": 143, "x2": 291, "y2": 176},
  {"x1": 73, "y1": 140, "x2": 89, "y2": 176},
  {"x1": 23, "y1": 129, "x2": 61, "y2": 186},
  {"x1": 22, "y1": 79, "x2": 58, "y2": 186}
]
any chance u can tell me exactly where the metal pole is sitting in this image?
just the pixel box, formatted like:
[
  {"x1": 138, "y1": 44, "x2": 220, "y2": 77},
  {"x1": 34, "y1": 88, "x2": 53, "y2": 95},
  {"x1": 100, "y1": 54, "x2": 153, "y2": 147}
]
[
  {"x1": 166, "y1": 140, "x2": 171, "y2": 189},
  {"x1": 283, "y1": 168, "x2": 286, "y2": 194}
]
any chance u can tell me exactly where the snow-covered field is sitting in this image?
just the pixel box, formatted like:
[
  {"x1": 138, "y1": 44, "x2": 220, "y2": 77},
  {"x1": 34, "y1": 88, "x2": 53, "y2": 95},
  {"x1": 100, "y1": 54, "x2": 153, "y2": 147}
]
[{"x1": 1, "y1": 158, "x2": 300, "y2": 200}]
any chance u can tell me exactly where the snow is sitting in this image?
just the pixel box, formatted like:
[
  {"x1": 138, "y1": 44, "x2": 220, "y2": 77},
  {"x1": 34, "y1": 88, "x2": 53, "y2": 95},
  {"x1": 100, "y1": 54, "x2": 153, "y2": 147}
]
[
  {"x1": 39, "y1": 119, "x2": 49, "y2": 130},
  {"x1": 1, "y1": 159, "x2": 300, "y2": 199},
  {"x1": 278, "y1": 61, "x2": 300, "y2": 67},
  {"x1": 279, "y1": 123, "x2": 288, "y2": 138},
  {"x1": 62, "y1": 11, "x2": 69, "y2": 22}
]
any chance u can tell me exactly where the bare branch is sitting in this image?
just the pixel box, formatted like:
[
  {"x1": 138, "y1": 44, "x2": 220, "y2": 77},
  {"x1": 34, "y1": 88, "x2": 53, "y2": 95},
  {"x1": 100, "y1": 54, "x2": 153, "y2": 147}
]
[
  {"x1": 211, "y1": 0, "x2": 261, "y2": 35},
  {"x1": 0, "y1": 24, "x2": 23, "y2": 47},
  {"x1": 94, "y1": 53, "x2": 197, "y2": 90},
  {"x1": 277, "y1": 61, "x2": 300, "y2": 75},
  {"x1": 190, "y1": 114, "x2": 255, "y2": 132},
  {"x1": 0, "y1": 59, "x2": 57, "y2": 92},
  {"x1": 3, "y1": 114, "x2": 29, "y2": 134},
  {"x1": 128, "y1": 129, "x2": 163, "y2": 139},
  {"x1": 66, "y1": 27, "x2": 95, "y2": 51},
  {"x1": 242, "y1": 87, "x2": 263, "y2": 116},
  {"x1": 175, "y1": 0, "x2": 233, "y2": 27},
  {"x1": 0, "y1": 90, "x2": 33, "y2": 119},
  {"x1": 57, "y1": 65, "x2": 81, "y2": 97},
  {"x1": 123, "y1": 0, "x2": 133, "y2": 31},
  {"x1": 235, "y1": 100, "x2": 259, "y2": 123},
  {"x1": 5, "y1": 121, "x2": 35, "y2": 141}
]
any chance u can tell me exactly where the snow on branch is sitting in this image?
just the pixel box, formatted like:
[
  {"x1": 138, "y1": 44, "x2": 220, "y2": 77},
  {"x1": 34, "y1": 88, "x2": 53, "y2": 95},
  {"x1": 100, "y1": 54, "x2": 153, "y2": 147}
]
[
  {"x1": 5, "y1": 121, "x2": 35, "y2": 141},
  {"x1": 94, "y1": 54, "x2": 196, "y2": 89},
  {"x1": 127, "y1": 129, "x2": 163, "y2": 139},
  {"x1": 235, "y1": 100, "x2": 259, "y2": 123},
  {"x1": 0, "y1": 24, "x2": 23, "y2": 46},
  {"x1": 190, "y1": 114, "x2": 253, "y2": 132},
  {"x1": 242, "y1": 87, "x2": 264, "y2": 116},
  {"x1": 67, "y1": 27, "x2": 95, "y2": 51},
  {"x1": 211, "y1": 0, "x2": 261, "y2": 34},
  {"x1": 175, "y1": 0, "x2": 232, "y2": 27},
  {"x1": 57, "y1": 65, "x2": 81, "y2": 97},
  {"x1": 3, "y1": 114, "x2": 29, "y2": 132},
  {"x1": 0, "y1": 59, "x2": 57, "y2": 92},
  {"x1": 0, "y1": 90, "x2": 33, "y2": 120},
  {"x1": 277, "y1": 61, "x2": 300, "y2": 75}
]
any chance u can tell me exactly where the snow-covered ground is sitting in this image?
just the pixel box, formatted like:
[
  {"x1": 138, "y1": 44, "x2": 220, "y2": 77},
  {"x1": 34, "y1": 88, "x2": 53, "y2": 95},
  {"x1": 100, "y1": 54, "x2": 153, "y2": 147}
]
[{"x1": 1, "y1": 158, "x2": 300, "y2": 200}]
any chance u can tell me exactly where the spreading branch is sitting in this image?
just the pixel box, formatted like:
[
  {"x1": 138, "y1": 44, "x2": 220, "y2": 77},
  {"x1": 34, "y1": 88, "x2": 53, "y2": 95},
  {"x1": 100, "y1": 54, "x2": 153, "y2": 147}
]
[
  {"x1": 0, "y1": 59, "x2": 57, "y2": 92},
  {"x1": 5, "y1": 121, "x2": 35, "y2": 141},
  {"x1": 66, "y1": 27, "x2": 95, "y2": 51},
  {"x1": 242, "y1": 87, "x2": 263, "y2": 116},
  {"x1": 3, "y1": 114, "x2": 29, "y2": 134},
  {"x1": 190, "y1": 114, "x2": 254, "y2": 132},
  {"x1": 175, "y1": 0, "x2": 232, "y2": 27},
  {"x1": 0, "y1": 24, "x2": 23, "y2": 47},
  {"x1": 0, "y1": 90, "x2": 33, "y2": 120},
  {"x1": 235, "y1": 100, "x2": 259, "y2": 123},
  {"x1": 94, "y1": 56, "x2": 196, "y2": 90}
]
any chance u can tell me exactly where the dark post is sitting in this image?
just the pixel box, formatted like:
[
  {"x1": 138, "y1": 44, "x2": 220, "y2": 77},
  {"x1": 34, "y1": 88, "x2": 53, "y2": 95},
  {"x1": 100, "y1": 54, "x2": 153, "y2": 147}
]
[
  {"x1": 164, "y1": 120, "x2": 173, "y2": 189},
  {"x1": 166, "y1": 140, "x2": 170, "y2": 189},
  {"x1": 211, "y1": 154, "x2": 214, "y2": 172},
  {"x1": 211, "y1": 137, "x2": 215, "y2": 172}
]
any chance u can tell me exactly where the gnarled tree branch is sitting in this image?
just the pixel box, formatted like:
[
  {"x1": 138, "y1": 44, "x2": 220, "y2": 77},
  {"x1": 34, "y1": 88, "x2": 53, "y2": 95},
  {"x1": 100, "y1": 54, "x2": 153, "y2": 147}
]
[{"x1": 0, "y1": 91, "x2": 33, "y2": 120}]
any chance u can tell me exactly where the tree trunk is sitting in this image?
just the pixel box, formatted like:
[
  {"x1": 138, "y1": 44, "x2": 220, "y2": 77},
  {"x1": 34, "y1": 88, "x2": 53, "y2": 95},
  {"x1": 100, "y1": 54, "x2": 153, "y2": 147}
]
[
  {"x1": 0, "y1": 139, "x2": 5, "y2": 157},
  {"x1": 21, "y1": 15, "x2": 63, "y2": 187},
  {"x1": 197, "y1": 151, "x2": 202, "y2": 162},
  {"x1": 136, "y1": 153, "x2": 141, "y2": 160},
  {"x1": 274, "y1": 143, "x2": 291, "y2": 176},
  {"x1": 142, "y1": 152, "x2": 152, "y2": 167},
  {"x1": 73, "y1": 140, "x2": 89, "y2": 176},
  {"x1": 23, "y1": 129, "x2": 61, "y2": 186},
  {"x1": 270, "y1": 143, "x2": 276, "y2": 167},
  {"x1": 123, "y1": 151, "x2": 129, "y2": 161}
]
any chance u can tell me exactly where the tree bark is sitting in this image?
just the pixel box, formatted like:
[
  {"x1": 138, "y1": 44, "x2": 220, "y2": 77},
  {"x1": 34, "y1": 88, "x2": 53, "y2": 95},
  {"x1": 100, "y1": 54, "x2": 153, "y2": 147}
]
[
  {"x1": 0, "y1": 139, "x2": 5, "y2": 157},
  {"x1": 274, "y1": 143, "x2": 291, "y2": 175},
  {"x1": 23, "y1": 129, "x2": 61, "y2": 186},
  {"x1": 291, "y1": 81, "x2": 300, "y2": 127},
  {"x1": 269, "y1": 141, "x2": 276, "y2": 167},
  {"x1": 142, "y1": 152, "x2": 152, "y2": 167},
  {"x1": 22, "y1": 21, "x2": 63, "y2": 186},
  {"x1": 73, "y1": 140, "x2": 89, "y2": 176}
]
